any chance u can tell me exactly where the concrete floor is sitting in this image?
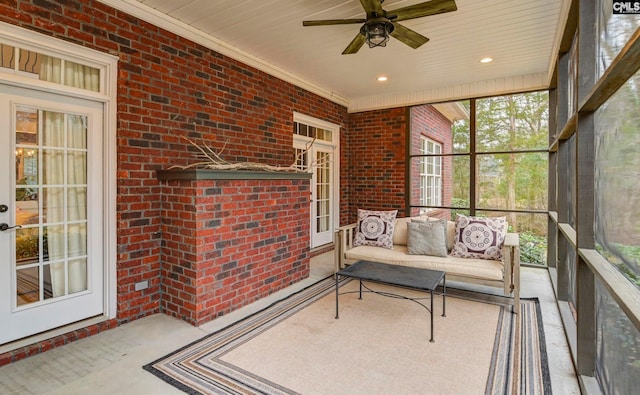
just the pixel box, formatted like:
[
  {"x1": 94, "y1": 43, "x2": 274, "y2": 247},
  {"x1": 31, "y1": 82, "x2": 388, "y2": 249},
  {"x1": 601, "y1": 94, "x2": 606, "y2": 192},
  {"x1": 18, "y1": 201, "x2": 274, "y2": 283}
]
[{"x1": 0, "y1": 252, "x2": 580, "y2": 394}]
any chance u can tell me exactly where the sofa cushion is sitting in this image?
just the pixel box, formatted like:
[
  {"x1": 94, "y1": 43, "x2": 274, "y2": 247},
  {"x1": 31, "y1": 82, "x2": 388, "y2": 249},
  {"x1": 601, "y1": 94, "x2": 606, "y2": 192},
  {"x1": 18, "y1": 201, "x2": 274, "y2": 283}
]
[
  {"x1": 451, "y1": 214, "x2": 507, "y2": 260},
  {"x1": 345, "y1": 245, "x2": 504, "y2": 281},
  {"x1": 406, "y1": 221, "x2": 448, "y2": 257},
  {"x1": 392, "y1": 217, "x2": 413, "y2": 245},
  {"x1": 353, "y1": 209, "x2": 398, "y2": 249},
  {"x1": 392, "y1": 215, "x2": 430, "y2": 245}
]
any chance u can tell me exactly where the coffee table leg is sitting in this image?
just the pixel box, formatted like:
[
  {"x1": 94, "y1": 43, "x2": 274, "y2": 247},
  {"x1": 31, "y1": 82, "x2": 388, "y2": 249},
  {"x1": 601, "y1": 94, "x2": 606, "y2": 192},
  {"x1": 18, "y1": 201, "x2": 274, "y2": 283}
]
[
  {"x1": 442, "y1": 274, "x2": 447, "y2": 317},
  {"x1": 430, "y1": 288, "x2": 435, "y2": 343},
  {"x1": 359, "y1": 279, "x2": 363, "y2": 300},
  {"x1": 335, "y1": 273, "x2": 339, "y2": 319}
]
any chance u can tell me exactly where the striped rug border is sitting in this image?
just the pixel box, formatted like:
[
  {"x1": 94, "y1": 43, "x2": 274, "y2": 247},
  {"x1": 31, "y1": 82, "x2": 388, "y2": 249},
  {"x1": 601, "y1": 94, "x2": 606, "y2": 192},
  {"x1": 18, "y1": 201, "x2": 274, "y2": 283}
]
[{"x1": 143, "y1": 276, "x2": 551, "y2": 395}]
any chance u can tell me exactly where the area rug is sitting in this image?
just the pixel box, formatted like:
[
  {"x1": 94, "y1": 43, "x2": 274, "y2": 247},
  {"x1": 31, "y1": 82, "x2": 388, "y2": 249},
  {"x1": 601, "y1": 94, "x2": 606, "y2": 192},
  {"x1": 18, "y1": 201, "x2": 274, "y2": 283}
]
[{"x1": 144, "y1": 277, "x2": 551, "y2": 395}]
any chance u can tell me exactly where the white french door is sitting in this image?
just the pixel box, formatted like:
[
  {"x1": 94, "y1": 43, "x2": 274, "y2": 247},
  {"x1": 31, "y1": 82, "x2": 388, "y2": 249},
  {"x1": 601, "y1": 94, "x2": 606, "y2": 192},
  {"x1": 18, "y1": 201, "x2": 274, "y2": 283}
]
[
  {"x1": 294, "y1": 138, "x2": 336, "y2": 248},
  {"x1": 0, "y1": 84, "x2": 104, "y2": 344},
  {"x1": 293, "y1": 114, "x2": 340, "y2": 249},
  {"x1": 311, "y1": 143, "x2": 334, "y2": 247}
]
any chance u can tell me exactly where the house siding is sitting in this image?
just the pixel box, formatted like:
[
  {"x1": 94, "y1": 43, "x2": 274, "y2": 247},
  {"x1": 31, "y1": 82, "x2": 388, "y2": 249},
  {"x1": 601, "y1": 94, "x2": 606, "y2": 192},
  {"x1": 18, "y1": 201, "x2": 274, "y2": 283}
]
[
  {"x1": 409, "y1": 105, "x2": 454, "y2": 219},
  {"x1": 344, "y1": 107, "x2": 408, "y2": 224}
]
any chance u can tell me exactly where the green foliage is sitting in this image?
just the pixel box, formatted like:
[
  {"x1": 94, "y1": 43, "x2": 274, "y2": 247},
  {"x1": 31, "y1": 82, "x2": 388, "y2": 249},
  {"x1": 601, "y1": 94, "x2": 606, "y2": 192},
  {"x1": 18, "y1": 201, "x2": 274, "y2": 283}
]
[
  {"x1": 451, "y1": 92, "x2": 549, "y2": 237},
  {"x1": 596, "y1": 244, "x2": 640, "y2": 288},
  {"x1": 15, "y1": 229, "x2": 39, "y2": 261},
  {"x1": 518, "y1": 232, "x2": 547, "y2": 266},
  {"x1": 449, "y1": 198, "x2": 469, "y2": 220},
  {"x1": 16, "y1": 178, "x2": 37, "y2": 201}
]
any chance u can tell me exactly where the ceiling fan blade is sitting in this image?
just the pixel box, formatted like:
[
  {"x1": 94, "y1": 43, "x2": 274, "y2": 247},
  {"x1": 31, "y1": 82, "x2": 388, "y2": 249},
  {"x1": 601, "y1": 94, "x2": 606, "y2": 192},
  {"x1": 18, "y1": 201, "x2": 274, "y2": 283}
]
[
  {"x1": 389, "y1": 0, "x2": 457, "y2": 22},
  {"x1": 303, "y1": 19, "x2": 366, "y2": 26},
  {"x1": 359, "y1": 0, "x2": 384, "y2": 17},
  {"x1": 390, "y1": 23, "x2": 430, "y2": 49},
  {"x1": 342, "y1": 33, "x2": 367, "y2": 55}
]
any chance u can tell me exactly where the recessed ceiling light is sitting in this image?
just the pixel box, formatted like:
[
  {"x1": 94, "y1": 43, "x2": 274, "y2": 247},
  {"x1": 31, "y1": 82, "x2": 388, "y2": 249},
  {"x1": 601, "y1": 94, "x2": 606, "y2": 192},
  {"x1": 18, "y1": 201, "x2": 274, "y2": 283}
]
[
  {"x1": 377, "y1": 76, "x2": 388, "y2": 82},
  {"x1": 480, "y1": 57, "x2": 493, "y2": 63}
]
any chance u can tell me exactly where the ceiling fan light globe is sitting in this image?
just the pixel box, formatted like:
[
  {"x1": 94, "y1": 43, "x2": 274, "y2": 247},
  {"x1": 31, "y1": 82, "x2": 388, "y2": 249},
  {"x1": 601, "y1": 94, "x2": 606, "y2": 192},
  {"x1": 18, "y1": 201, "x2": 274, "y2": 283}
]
[{"x1": 363, "y1": 20, "x2": 394, "y2": 48}]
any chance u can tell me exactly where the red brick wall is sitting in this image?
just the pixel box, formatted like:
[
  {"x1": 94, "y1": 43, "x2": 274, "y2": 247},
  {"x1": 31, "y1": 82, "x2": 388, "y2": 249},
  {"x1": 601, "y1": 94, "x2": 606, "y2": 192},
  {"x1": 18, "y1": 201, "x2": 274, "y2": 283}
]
[
  {"x1": 160, "y1": 177, "x2": 310, "y2": 326},
  {"x1": 343, "y1": 107, "x2": 408, "y2": 224},
  {"x1": 0, "y1": 0, "x2": 346, "y2": 363},
  {"x1": 0, "y1": 0, "x2": 347, "y2": 323},
  {"x1": 0, "y1": 0, "x2": 457, "y2": 365},
  {"x1": 409, "y1": 105, "x2": 453, "y2": 219}
]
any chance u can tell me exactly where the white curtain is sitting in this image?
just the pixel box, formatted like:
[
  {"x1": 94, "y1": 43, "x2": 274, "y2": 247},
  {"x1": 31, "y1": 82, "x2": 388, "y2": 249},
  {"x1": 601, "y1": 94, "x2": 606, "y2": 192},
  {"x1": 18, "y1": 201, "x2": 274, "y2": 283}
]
[
  {"x1": 39, "y1": 55, "x2": 99, "y2": 92},
  {"x1": 64, "y1": 61, "x2": 100, "y2": 92},
  {"x1": 40, "y1": 58, "x2": 95, "y2": 297}
]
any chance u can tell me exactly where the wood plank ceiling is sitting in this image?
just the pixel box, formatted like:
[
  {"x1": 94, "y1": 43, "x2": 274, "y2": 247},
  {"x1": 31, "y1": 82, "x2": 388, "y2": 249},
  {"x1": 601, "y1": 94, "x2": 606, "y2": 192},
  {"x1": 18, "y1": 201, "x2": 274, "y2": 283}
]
[{"x1": 101, "y1": 0, "x2": 570, "y2": 112}]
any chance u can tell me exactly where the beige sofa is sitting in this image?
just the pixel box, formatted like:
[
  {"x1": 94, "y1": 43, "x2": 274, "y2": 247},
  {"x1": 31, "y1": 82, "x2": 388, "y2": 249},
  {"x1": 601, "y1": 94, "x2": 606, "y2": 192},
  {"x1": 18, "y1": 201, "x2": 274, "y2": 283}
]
[{"x1": 334, "y1": 216, "x2": 521, "y2": 313}]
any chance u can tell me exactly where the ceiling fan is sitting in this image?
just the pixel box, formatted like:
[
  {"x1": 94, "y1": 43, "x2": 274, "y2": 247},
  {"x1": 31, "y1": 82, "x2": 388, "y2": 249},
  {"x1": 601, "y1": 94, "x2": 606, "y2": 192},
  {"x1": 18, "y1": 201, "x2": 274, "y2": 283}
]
[{"x1": 302, "y1": 0, "x2": 457, "y2": 54}]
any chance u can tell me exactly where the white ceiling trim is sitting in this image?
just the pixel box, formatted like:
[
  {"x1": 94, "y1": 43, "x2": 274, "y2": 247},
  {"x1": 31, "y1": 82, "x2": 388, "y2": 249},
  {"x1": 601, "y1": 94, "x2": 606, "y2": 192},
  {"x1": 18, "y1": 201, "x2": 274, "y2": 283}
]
[
  {"x1": 347, "y1": 72, "x2": 549, "y2": 113},
  {"x1": 98, "y1": 0, "x2": 560, "y2": 114},
  {"x1": 545, "y1": 0, "x2": 573, "y2": 85},
  {"x1": 97, "y1": 0, "x2": 350, "y2": 108}
]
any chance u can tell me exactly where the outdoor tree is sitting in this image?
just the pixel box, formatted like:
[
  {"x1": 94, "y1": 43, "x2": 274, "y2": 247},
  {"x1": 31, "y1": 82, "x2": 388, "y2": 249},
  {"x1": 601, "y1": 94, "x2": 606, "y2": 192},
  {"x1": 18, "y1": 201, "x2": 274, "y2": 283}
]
[{"x1": 450, "y1": 92, "x2": 549, "y2": 264}]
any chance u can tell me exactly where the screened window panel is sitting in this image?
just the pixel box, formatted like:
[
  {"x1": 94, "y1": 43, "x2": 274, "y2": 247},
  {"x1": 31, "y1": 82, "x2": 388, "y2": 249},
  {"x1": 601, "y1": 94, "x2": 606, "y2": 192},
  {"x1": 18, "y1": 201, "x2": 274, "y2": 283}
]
[
  {"x1": 595, "y1": 279, "x2": 640, "y2": 395},
  {"x1": 409, "y1": 101, "x2": 469, "y2": 156},
  {"x1": 565, "y1": 241, "x2": 577, "y2": 311},
  {"x1": 476, "y1": 152, "x2": 548, "y2": 211},
  {"x1": 476, "y1": 92, "x2": 549, "y2": 152},
  {"x1": 476, "y1": 211, "x2": 547, "y2": 265},
  {"x1": 567, "y1": 134, "x2": 577, "y2": 228},
  {"x1": 594, "y1": 68, "x2": 640, "y2": 289},
  {"x1": 452, "y1": 102, "x2": 471, "y2": 154},
  {"x1": 597, "y1": 0, "x2": 640, "y2": 78}
]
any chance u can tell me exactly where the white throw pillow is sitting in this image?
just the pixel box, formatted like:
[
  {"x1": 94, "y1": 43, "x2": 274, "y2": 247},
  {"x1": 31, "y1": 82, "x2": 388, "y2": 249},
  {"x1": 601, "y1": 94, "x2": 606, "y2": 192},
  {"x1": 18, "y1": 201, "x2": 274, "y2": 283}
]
[
  {"x1": 353, "y1": 209, "x2": 398, "y2": 249},
  {"x1": 450, "y1": 214, "x2": 507, "y2": 260}
]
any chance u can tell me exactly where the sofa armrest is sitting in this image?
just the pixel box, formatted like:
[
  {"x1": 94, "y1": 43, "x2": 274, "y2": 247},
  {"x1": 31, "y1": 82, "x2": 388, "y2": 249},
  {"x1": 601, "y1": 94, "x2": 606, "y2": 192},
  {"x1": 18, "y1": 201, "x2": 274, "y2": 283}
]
[
  {"x1": 502, "y1": 232, "x2": 520, "y2": 313},
  {"x1": 334, "y1": 223, "x2": 358, "y2": 272}
]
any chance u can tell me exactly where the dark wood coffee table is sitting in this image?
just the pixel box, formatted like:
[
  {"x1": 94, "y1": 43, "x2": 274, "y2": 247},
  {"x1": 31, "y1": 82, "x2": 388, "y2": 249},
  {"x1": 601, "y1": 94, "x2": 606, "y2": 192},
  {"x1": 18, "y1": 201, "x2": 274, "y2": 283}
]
[{"x1": 335, "y1": 260, "x2": 446, "y2": 342}]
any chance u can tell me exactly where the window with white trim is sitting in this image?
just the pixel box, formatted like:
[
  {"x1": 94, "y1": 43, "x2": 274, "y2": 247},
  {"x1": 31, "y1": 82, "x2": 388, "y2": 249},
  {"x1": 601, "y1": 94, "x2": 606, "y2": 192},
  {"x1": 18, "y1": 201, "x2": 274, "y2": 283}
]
[{"x1": 420, "y1": 137, "x2": 442, "y2": 211}]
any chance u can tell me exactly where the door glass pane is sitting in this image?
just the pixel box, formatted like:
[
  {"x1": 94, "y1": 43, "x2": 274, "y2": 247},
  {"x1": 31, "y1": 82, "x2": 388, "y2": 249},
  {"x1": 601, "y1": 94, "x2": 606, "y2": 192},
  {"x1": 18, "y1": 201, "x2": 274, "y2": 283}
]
[
  {"x1": 43, "y1": 187, "x2": 64, "y2": 223},
  {"x1": 15, "y1": 227, "x2": 39, "y2": 265},
  {"x1": 315, "y1": 151, "x2": 331, "y2": 233},
  {"x1": 15, "y1": 147, "x2": 38, "y2": 185},
  {"x1": 12, "y1": 106, "x2": 90, "y2": 306},
  {"x1": 68, "y1": 187, "x2": 87, "y2": 221},
  {"x1": 67, "y1": 152, "x2": 87, "y2": 184},
  {"x1": 16, "y1": 267, "x2": 40, "y2": 306},
  {"x1": 68, "y1": 259, "x2": 87, "y2": 294},
  {"x1": 16, "y1": 106, "x2": 37, "y2": 145},
  {"x1": 44, "y1": 225, "x2": 65, "y2": 261},
  {"x1": 67, "y1": 223, "x2": 87, "y2": 258},
  {"x1": 0, "y1": 43, "x2": 15, "y2": 68},
  {"x1": 42, "y1": 111, "x2": 64, "y2": 146},
  {"x1": 43, "y1": 264, "x2": 54, "y2": 300},
  {"x1": 19, "y1": 49, "x2": 61, "y2": 82},
  {"x1": 15, "y1": 194, "x2": 38, "y2": 226},
  {"x1": 67, "y1": 114, "x2": 87, "y2": 148}
]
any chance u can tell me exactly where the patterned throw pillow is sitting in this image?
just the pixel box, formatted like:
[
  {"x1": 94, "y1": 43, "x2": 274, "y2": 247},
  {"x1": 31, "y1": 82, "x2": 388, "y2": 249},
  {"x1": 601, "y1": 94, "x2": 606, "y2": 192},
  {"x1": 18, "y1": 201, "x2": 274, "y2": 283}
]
[
  {"x1": 353, "y1": 209, "x2": 398, "y2": 249},
  {"x1": 450, "y1": 214, "x2": 507, "y2": 260}
]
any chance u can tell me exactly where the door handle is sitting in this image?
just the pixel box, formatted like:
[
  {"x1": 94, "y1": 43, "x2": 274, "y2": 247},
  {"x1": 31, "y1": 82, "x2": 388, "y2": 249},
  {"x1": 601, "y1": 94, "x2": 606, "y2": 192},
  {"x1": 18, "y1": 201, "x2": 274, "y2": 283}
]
[{"x1": 0, "y1": 223, "x2": 21, "y2": 231}]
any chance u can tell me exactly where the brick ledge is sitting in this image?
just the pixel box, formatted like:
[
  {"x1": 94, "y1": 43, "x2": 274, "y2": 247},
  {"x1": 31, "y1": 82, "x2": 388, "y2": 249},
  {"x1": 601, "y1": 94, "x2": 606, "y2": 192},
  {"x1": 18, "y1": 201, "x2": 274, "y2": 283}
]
[{"x1": 156, "y1": 169, "x2": 312, "y2": 180}]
